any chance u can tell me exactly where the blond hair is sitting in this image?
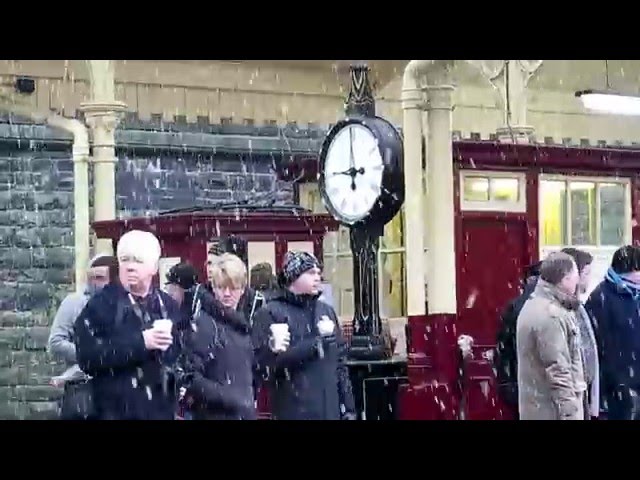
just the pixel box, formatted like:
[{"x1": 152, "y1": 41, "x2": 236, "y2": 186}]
[{"x1": 209, "y1": 253, "x2": 247, "y2": 289}]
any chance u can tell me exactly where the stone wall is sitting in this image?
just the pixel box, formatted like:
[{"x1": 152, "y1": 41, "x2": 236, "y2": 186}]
[
  {"x1": 0, "y1": 118, "x2": 319, "y2": 419},
  {"x1": 0, "y1": 136, "x2": 74, "y2": 419}
]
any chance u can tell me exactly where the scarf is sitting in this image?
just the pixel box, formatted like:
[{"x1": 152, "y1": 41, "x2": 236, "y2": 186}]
[{"x1": 605, "y1": 267, "x2": 640, "y2": 300}]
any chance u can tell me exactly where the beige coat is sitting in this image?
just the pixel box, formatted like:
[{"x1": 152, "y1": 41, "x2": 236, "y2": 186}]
[{"x1": 516, "y1": 280, "x2": 587, "y2": 420}]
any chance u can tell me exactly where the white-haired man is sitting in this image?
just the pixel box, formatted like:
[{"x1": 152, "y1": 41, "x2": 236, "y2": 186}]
[{"x1": 74, "y1": 230, "x2": 185, "y2": 420}]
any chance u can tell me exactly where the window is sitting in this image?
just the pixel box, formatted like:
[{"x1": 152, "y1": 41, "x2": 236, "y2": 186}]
[
  {"x1": 460, "y1": 171, "x2": 526, "y2": 212},
  {"x1": 539, "y1": 176, "x2": 630, "y2": 248},
  {"x1": 299, "y1": 183, "x2": 406, "y2": 318}
]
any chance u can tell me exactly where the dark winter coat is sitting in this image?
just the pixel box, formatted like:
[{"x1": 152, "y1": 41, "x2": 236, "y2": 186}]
[
  {"x1": 252, "y1": 290, "x2": 355, "y2": 420},
  {"x1": 585, "y1": 279, "x2": 640, "y2": 419},
  {"x1": 238, "y1": 287, "x2": 265, "y2": 328},
  {"x1": 495, "y1": 276, "x2": 538, "y2": 411},
  {"x1": 181, "y1": 288, "x2": 257, "y2": 420},
  {"x1": 74, "y1": 283, "x2": 185, "y2": 420}
]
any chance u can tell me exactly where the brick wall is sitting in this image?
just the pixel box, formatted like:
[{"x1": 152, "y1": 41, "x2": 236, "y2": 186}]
[
  {"x1": 0, "y1": 119, "x2": 315, "y2": 419},
  {"x1": 0, "y1": 142, "x2": 75, "y2": 418}
]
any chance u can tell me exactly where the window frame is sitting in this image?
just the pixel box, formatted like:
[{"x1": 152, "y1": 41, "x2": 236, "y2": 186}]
[
  {"x1": 460, "y1": 170, "x2": 527, "y2": 213},
  {"x1": 538, "y1": 173, "x2": 632, "y2": 250}
]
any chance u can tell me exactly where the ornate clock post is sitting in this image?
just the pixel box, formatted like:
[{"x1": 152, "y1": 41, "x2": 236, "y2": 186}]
[
  {"x1": 344, "y1": 65, "x2": 383, "y2": 344},
  {"x1": 319, "y1": 64, "x2": 405, "y2": 360}
]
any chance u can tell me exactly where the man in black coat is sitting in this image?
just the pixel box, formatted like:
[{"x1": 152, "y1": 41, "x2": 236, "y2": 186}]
[
  {"x1": 167, "y1": 261, "x2": 257, "y2": 420},
  {"x1": 494, "y1": 261, "x2": 541, "y2": 417},
  {"x1": 252, "y1": 251, "x2": 356, "y2": 420},
  {"x1": 74, "y1": 230, "x2": 186, "y2": 420}
]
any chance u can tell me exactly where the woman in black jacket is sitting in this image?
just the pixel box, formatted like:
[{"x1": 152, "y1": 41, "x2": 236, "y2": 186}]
[{"x1": 167, "y1": 261, "x2": 256, "y2": 420}]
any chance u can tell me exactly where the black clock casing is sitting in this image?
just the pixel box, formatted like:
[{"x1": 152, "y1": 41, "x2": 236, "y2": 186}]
[{"x1": 318, "y1": 116, "x2": 404, "y2": 228}]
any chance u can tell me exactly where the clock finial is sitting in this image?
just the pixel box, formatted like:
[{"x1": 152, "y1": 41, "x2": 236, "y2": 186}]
[{"x1": 344, "y1": 63, "x2": 376, "y2": 117}]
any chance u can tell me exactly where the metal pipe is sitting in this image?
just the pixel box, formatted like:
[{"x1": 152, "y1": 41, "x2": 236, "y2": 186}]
[{"x1": 46, "y1": 115, "x2": 90, "y2": 292}]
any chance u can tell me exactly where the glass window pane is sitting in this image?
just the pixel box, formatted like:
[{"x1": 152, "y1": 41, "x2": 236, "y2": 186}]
[
  {"x1": 600, "y1": 183, "x2": 626, "y2": 246},
  {"x1": 381, "y1": 211, "x2": 404, "y2": 249},
  {"x1": 323, "y1": 255, "x2": 336, "y2": 284},
  {"x1": 323, "y1": 231, "x2": 338, "y2": 254},
  {"x1": 540, "y1": 180, "x2": 567, "y2": 246},
  {"x1": 570, "y1": 182, "x2": 596, "y2": 245},
  {"x1": 490, "y1": 178, "x2": 519, "y2": 202},
  {"x1": 379, "y1": 252, "x2": 405, "y2": 318},
  {"x1": 338, "y1": 226, "x2": 351, "y2": 252},
  {"x1": 336, "y1": 255, "x2": 354, "y2": 317},
  {"x1": 463, "y1": 177, "x2": 489, "y2": 202}
]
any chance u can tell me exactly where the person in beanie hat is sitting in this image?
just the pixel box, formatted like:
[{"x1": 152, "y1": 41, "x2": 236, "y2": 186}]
[
  {"x1": 252, "y1": 251, "x2": 356, "y2": 420},
  {"x1": 586, "y1": 245, "x2": 640, "y2": 419},
  {"x1": 164, "y1": 262, "x2": 200, "y2": 307}
]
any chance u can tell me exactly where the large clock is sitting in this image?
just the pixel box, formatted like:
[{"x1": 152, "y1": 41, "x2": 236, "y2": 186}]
[{"x1": 318, "y1": 116, "x2": 404, "y2": 227}]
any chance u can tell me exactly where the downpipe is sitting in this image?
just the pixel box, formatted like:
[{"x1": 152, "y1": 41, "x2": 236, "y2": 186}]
[{"x1": 46, "y1": 115, "x2": 90, "y2": 292}]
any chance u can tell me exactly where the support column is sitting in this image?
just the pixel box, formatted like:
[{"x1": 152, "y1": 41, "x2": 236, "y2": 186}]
[
  {"x1": 466, "y1": 60, "x2": 543, "y2": 143},
  {"x1": 421, "y1": 63, "x2": 459, "y2": 420},
  {"x1": 424, "y1": 81, "x2": 456, "y2": 315},
  {"x1": 81, "y1": 60, "x2": 126, "y2": 255}
]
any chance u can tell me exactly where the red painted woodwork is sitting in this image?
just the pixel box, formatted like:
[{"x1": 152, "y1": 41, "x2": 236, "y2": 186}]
[
  {"x1": 400, "y1": 141, "x2": 640, "y2": 421},
  {"x1": 399, "y1": 313, "x2": 459, "y2": 420},
  {"x1": 92, "y1": 210, "x2": 340, "y2": 283},
  {"x1": 457, "y1": 217, "x2": 530, "y2": 344},
  {"x1": 456, "y1": 216, "x2": 530, "y2": 420}
]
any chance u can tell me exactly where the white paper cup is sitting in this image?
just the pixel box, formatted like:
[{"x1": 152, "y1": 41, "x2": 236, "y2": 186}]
[
  {"x1": 270, "y1": 324, "x2": 290, "y2": 351},
  {"x1": 153, "y1": 319, "x2": 173, "y2": 335}
]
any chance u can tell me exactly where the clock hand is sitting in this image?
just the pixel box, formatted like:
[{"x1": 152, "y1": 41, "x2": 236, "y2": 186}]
[
  {"x1": 349, "y1": 127, "x2": 355, "y2": 169},
  {"x1": 331, "y1": 167, "x2": 365, "y2": 176}
]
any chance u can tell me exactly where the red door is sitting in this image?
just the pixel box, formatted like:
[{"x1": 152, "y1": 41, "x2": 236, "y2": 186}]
[{"x1": 457, "y1": 216, "x2": 530, "y2": 420}]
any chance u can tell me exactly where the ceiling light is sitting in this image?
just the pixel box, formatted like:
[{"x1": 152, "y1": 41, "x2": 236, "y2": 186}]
[{"x1": 575, "y1": 89, "x2": 640, "y2": 116}]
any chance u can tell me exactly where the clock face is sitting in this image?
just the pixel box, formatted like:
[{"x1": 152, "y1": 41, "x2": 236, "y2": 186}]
[{"x1": 322, "y1": 124, "x2": 384, "y2": 224}]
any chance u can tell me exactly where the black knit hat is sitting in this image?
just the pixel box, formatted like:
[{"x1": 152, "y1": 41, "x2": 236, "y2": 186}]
[
  {"x1": 166, "y1": 262, "x2": 199, "y2": 290},
  {"x1": 279, "y1": 251, "x2": 320, "y2": 287},
  {"x1": 611, "y1": 245, "x2": 640, "y2": 274}
]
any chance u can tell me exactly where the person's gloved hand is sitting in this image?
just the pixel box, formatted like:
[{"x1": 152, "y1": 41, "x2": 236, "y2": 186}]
[
  {"x1": 318, "y1": 316, "x2": 337, "y2": 345},
  {"x1": 342, "y1": 412, "x2": 357, "y2": 420}
]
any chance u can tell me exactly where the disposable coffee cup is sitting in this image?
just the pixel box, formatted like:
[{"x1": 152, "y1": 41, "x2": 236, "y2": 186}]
[
  {"x1": 153, "y1": 319, "x2": 173, "y2": 335},
  {"x1": 270, "y1": 324, "x2": 290, "y2": 351}
]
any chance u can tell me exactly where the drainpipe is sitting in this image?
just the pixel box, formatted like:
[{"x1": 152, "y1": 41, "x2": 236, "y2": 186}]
[
  {"x1": 401, "y1": 61, "x2": 429, "y2": 316},
  {"x1": 46, "y1": 115, "x2": 90, "y2": 293}
]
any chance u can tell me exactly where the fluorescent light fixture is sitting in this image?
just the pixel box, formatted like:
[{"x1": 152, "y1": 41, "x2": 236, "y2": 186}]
[{"x1": 576, "y1": 89, "x2": 640, "y2": 115}]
